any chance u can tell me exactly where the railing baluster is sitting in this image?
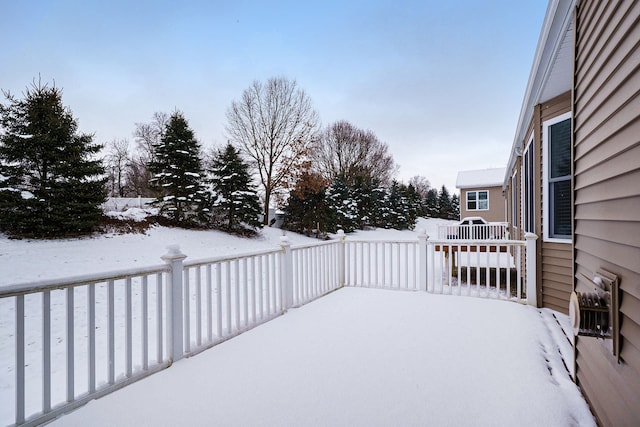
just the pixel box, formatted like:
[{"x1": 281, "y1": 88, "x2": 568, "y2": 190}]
[
  {"x1": 506, "y1": 245, "x2": 511, "y2": 299},
  {"x1": 250, "y1": 257, "x2": 257, "y2": 323},
  {"x1": 43, "y1": 290, "x2": 51, "y2": 413},
  {"x1": 226, "y1": 261, "x2": 232, "y2": 333},
  {"x1": 215, "y1": 263, "x2": 222, "y2": 338},
  {"x1": 183, "y1": 269, "x2": 191, "y2": 352},
  {"x1": 196, "y1": 266, "x2": 202, "y2": 347},
  {"x1": 516, "y1": 245, "x2": 522, "y2": 299},
  {"x1": 125, "y1": 277, "x2": 132, "y2": 378},
  {"x1": 234, "y1": 260, "x2": 240, "y2": 331},
  {"x1": 382, "y1": 243, "x2": 387, "y2": 287},
  {"x1": 241, "y1": 258, "x2": 248, "y2": 326},
  {"x1": 16, "y1": 294, "x2": 25, "y2": 425},
  {"x1": 466, "y1": 244, "x2": 471, "y2": 295},
  {"x1": 395, "y1": 243, "x2": 400, "y2": 288},
  {"x1": 267, "y1": 254, "x2": 279, "y2": 314},
  {"x1": 66, "y1": 286, "x2": 75, "y2": 401},
  {"x1": 141, "y1": 276, "x2": 148, "y2": 371},
  {"x1": 484, "y1": 247, "x2": 490, "y2": 296},
  {"x1": 156, "y1": 273, "x2": 163, "y2": 364},
  {"x1": 207, "y1": 264, "x2": 213, "y2": 343},
  {"x1": 107, "y1": 280, "x2": 116, "y2": 384},
  {"x1": 257, "y1": 255, "x2": 264, "y2": 320},
  {"x1": 88, "y1": 283, "x2": 96, "y2": 391},
  {"x1": 495, "y1": 246, "x2": 501, "y2": 296}
]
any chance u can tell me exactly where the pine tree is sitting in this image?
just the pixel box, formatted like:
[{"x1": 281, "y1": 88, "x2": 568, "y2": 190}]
[
  {"x1": 424, "y1": 188, "x2": 439, "y2": 218},
  {"x1": 438, "y1": 185, "x2": 453, "y2": 220},
  {"x1": 148, "y1": 111, "x2": 208, "y2": 226},
  {"x1": 401, "y1": 183, "x2": 420, "y2": 228},
  {"x1": 208, "y1": 143, "x2": 262, "y2": 232},
  {"x1": 385, "y1": 181, "x2": 410, "y2": 229},
  {"x1": 282, "y1": 170, "x2": 329, "y2": 237},
  {"x1": 451, "y1": 194, "x2": 460, "y2": 220},
  {"x1": 326, "y1": 179, "x2": 358, "y2": 232},
  {"x1": 0, "y1": 81, "x2": 106, "y2": 237}
]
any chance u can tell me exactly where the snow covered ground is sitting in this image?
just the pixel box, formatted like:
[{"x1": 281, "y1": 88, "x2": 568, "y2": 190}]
[
  {"x1": 51, "y1": 288, "x2": 594, "y2": 427},
  {"x1": 0, "y1": 218, "x2": 595, "y2": 425}
]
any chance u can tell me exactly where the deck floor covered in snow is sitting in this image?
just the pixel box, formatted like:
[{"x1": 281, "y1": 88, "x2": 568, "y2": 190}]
[{"x1": 50, "y1": 287, "x2": 594, "y2": 426}]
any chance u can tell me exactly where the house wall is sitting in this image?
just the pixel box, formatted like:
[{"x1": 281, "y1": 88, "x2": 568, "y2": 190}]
[
  {"x1": 573, "y1": 1, "x2": 640, "y2": 425},
  {"x1": 539, "y1": 92, "x2": 573, "y2": 314},
  {"x1": 506, "y1": 93, "x2": 573, "y2": 312},
  {"x1": 459, "y1": 186, "x2": 505, "y2": 223}
]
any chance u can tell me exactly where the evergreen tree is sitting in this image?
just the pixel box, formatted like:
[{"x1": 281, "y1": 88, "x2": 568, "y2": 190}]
[
  {"x1": 209, "y1": 143, "x2": 262, "y2": 232},
  {"x1": 326, "y1": 179, "x2": 358, "y2": 232},
  {"x1": 401, "y1": 183, "x2": 420, "y2": 227},
  {"x1": 0, "y1": 81, "x2": 106, "y2": 237},
  {"x1": 424, "y1": 188, "x2": 439, "y2": 218},
  {"x1": 385, "y1": 181, "x2": 411, "y2": 229},
  {"x1": 437, "y1": 185, "x2": 453, "y2": 220},
  {"x1": 148, "y1": 111, "x2": 208, "y2": 226},
  {"x1": 282, "y1": 170, "x2": 330, "y2": 237},
  {"x1": 451, "y1": 193, "x2": 460, "y2": 220}
]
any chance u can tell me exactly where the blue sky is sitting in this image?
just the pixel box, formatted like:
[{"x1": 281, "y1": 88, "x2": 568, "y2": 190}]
[{"x1": 1, "y1": 0, "x2": 547, "y2": 191}]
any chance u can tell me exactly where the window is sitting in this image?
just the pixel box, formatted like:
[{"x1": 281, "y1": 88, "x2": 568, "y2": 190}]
[
  {"x1": 466, "y1": 190, "x2": 488, "y2": 211},
  {"x1": 543, "y1": 112, "x2": 572, "y2": 241}
]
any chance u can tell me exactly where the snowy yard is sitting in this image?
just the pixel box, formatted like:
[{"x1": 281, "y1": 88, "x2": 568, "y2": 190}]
[
  {"x1": 0, "y1": 218, "x2": 595, "y2": 425},
  {"x1": 50, "y1": 288, "x2": 594, "y2": 426}
]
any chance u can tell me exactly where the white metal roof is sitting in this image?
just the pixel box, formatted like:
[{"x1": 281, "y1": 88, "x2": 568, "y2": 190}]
[{"x1": 456, "y1": 167, "x2": 507, "y2": 189}]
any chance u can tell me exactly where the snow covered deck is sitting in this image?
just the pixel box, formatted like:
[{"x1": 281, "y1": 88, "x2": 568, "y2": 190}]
[{"x1": 50, "y1": 288, "x2": 593, "y2": 426}]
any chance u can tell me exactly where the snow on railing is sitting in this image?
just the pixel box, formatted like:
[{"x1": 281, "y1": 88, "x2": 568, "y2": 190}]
[
  {"x1": 437, "y1": 222, "x2": 509, "y2": 240},
  {"x1": 1, "y1": 230, "x2": 538, "y2": 426}
]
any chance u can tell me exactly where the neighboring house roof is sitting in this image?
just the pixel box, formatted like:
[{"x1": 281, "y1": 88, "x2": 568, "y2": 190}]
[
  {"x1": 503, "y1": 0, "x2": 576, "y2": 189},
  {"x1": 456, "y1": 167, "x2": 507, "y2": 189}
]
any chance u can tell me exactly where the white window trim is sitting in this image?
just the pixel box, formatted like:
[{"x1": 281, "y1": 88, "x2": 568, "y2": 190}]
[
  {"x1": 466, "y1": 190, "x2": 489, "y2": 211},
  {"x1": 521, "y1": 133, "x2": 534, "y2": 234},
  {"x1": 542, "y1": 111, "x2": 572, "y2": 243}
]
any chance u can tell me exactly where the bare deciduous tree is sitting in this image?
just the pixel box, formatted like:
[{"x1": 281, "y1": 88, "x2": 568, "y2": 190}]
[
  {"x1": 133, "y1": 111, "x2": 169, "y2": 162},
  {"x1": 226, "y1": 77, "x2": 319, "y2": 224},
  {"x1": 312, "y1": 120, "x2": 396, "y2": 187},
  {"x1": 130, "y1": 111, "x2": 170, "y2": 197},
  {"x1": 408, "y1": 175, "x2": 431, "y2": 199},
  {"x1": 105, "y1": 138, "x2": 131, "y2": 197}
]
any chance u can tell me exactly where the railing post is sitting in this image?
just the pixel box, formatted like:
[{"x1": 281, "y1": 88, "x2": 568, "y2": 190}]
[
  {"x1": 162, "y1": 245, "x2": 187, "y2": 362},
  {"x1": 524, "y1": 233, "x2": 538, "y2": 307},
  {"x1": 418, "y1": 229, "x2": 428, "y2": 292},
  {"x1": 337, "y1": 230, "x2": 346, "y2": 287},
  {"x1": 280, "y1": 236, "x2": 294, "y2": 309}
]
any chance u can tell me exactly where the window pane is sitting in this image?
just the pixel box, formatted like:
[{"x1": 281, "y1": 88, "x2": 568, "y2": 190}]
[
  {"x1": 550, "y1": 119, "x2": 571, "y2": 178},
  {"x1": 478, "y1": 200, "x2": 488, "y2": 210},
  {"x1": 468, "y1": 192, "x2": 476, "y2": 201},
  {"x1": 478, "y1": 191, "x2": 488, "y2": 200},
  {"x1": 552, "y1": 179, "x2": 571, "y2": 237},
  {"x1": 468, "y1": 201, "x2": 477, "y2": 210}
]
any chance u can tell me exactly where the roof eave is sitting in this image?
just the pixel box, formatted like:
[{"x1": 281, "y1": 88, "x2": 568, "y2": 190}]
[{"x1": 503, "y1": 0, "x2": 576, "y2": 189}]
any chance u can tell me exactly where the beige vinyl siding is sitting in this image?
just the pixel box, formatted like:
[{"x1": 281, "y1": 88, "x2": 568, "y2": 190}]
[
  {"x1": 574, "y1": 0, "x2": 640, "y2": 425},
  {"x1": 459, "y1": 186, "x2": 505, "y2": 223},
  {"x1": 539, "y1": 92, "x2": 573, "y2": 313}
]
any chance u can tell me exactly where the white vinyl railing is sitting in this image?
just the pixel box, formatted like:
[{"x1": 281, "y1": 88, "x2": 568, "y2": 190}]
[
  {"x1": 437, "y1": 222, "x2": 509, "y2": 240},
  {"x1": 1, "y1": 230, "x2": 537, "y2": 427},
  {"x1": 2, "y1": 264, "x2": 171, "y2": 427},
  {"x1": 344, "y1": 240, "x2": 421, "y2": 290}
]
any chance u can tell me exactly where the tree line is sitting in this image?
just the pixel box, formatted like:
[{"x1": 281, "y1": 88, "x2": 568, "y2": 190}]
[{"x1": 0, "y1": 77, "x2": 458, "y2": 239}]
